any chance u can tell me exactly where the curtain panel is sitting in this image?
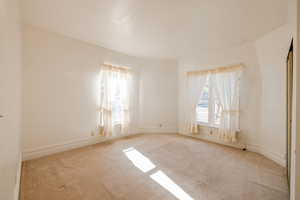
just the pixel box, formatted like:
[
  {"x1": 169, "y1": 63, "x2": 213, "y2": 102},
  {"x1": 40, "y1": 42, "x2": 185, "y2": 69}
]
[
  {"x1": 185, "y1": 73, "x2": 208, "y2": 134},
  {"x1": 212, "y1": 70, "x2": 241, "y2": 142},
  {"x1": 185, "y1": 64, "x2": 242, "y2": 142},
  {"x1": 99, "y1": 64, "x2": 132, "y2": 137}
]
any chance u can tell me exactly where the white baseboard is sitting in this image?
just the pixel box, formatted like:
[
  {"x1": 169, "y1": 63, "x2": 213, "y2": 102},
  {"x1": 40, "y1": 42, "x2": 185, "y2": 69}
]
[
  {"x1": 139, "y1": 127, "x2": 178, "y2": 134},
  {"x1": 246, "y1": 144, "x2": 286, "y2": 167},
  {"x1": 179, "y1": 131, "x2": 286, "y2": 167},
  {"x1": 23, "y1": 130, "x2": 286, "y2": 168},
  {"x1": 261, "y1": 148, "x2": 286, "y2": 167},
  {"x1": 245, "y1": 143, "x2": 261, "y2": 153},
  {"x1": 22, "y1": 128, "x2": 178, "y2": 161},
  {"x1": 22, "y1": 136, "x2": 106, "y2": 161},
  {"x1": 178, "y1": 132, "x2": 245, "y2": 149},
  {"x1": 23, "y1": 132, "x2": 140, "y2": 161}
]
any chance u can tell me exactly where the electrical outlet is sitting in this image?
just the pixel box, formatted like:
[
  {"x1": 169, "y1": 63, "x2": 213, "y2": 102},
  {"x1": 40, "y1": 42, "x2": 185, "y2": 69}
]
[
  {"x1": 159, "y1": 124, "x2": 163, "y2": 128},
  {"x1": 91, "y1": 131, "x2": 95, "y2": 136}
]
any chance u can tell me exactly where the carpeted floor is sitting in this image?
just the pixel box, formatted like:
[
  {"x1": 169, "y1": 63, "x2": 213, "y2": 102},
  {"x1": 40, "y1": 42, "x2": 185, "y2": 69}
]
[{"x1": 21, "y1": 134, "x2": 289, "y2": 200}]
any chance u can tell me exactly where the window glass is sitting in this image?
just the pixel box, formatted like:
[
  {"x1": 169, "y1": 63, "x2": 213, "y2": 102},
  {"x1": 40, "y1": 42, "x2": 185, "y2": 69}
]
[
  {"x1": 213, "y1": 97, "x2": 222, "y2": 125},
  {"x1": 196, "y1": 71, "x2": 240, "y2": 128},
  {"x1": 112, "y1": 82, "x2": 122, "y2": 125},
  {"x1": 100, "y1": 75, "x2": 126, "y2": 126},
  {"x1": 196, "y1": 83, "x2": 209, "y2": 124},
  {"x1": 196, "y1": 79, "x2": 222, "y2": 127}
]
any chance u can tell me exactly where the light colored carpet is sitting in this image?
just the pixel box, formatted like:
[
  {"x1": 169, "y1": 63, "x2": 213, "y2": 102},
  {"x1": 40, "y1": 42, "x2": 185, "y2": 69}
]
[{"x1": 21, "y1": 134, "x2": 289, "y2": 200}]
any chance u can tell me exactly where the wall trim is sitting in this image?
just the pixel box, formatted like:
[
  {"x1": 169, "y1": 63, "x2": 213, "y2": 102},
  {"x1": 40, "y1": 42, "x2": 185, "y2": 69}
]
[
  {"x1": 23, "y1": 131, "x2": 286, "y2": 167},
  {"x1": 139, "y1": 127, "x2": 178, "y2": 133},
  {"x1": 178, "y1": 131, "x2": 245, "y2": 149},
  {"x1": 178, "y1": 131, "x2": 286, "y2": 167},
  {"x1": 22, "y1": 132, "x2": 140, "y2": 161},
  {"x1": 23, "y1": 137, "x2": 104, "y2": 161},
  {"x1": 246, "y1": 144, "x2": 286, "y2": 167},
  {"x1": 22, "y1": 127, "x2": 177, "y2": 161}
]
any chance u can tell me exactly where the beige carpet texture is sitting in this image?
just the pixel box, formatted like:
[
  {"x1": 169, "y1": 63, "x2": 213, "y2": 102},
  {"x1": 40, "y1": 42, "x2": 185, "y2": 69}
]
[{"x1": 21, "y1": 134, "x2": 289, "y2": 200}]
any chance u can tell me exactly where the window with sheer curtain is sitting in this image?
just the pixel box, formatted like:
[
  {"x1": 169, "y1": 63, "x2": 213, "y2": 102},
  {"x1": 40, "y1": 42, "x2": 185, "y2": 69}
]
[
  {"x1": 99, "y1": 64, "x2": 132, "y2": 137},
  {"x1": 185, "y1": 64, "x2": 242, "y2": 142},
  {"x1": 196, "y1": 77, "x2": 222, "y2": 127}
]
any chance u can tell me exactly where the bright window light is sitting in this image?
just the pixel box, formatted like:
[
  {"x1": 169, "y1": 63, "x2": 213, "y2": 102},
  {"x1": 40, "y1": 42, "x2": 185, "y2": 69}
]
[
  {"x1": 123, "y1": 147, "x2": 156, "y2": 173},
  {"x1": 150, "y1": 171, "x2": 194, "y2": 200}
]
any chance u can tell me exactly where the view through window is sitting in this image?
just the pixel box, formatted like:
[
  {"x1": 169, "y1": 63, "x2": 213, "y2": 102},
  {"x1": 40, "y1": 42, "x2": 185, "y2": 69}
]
[
  {"x1": 99, "y1": 75, "x2": 127, "y2": 126},
  {"x1": 111, "y1": 80, "x2": 123, "y2": 125},
  {"x1": 196, "y1": 79, "x2": 222, "y2": 127}
]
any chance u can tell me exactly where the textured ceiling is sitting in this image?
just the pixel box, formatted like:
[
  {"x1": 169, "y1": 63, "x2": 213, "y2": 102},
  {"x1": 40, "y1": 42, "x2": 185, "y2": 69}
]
[{"x1": 21, "y1": 0, "x2": 287, "y2": 59}]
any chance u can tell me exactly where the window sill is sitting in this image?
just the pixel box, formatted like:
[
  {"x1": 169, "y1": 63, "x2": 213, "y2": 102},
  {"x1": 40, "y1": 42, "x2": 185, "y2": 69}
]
[
  {"x1": 197, "y1": 123, "x2": 219, "y2": 129},
  {"x1": 197, "y1": 123, "x2": 241, "y2": 133}
]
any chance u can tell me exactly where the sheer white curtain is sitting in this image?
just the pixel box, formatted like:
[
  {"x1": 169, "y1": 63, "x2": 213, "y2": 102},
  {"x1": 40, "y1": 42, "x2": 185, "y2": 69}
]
[
  {"x1": 99, "y1": 64, "x2": 132, "y2": 137},
  {"x1": 212, "y1": 69, "x2": 241, "y2": 142},
  {"x1": 185, "y1": 73, "x2": 208, "y2": 134},
  {"x1": 118, "y1": 71, "x2": 131, "y2": 133}
]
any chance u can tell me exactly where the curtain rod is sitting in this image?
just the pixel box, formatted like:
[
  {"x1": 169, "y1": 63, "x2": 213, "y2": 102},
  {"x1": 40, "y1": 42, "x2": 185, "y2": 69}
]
[
  {"x1": 186, "y1": 63, "x2": 244, "y2": 76},
  {"x1": 102, "y1": 63, "x2": 131, "y2": 71}
]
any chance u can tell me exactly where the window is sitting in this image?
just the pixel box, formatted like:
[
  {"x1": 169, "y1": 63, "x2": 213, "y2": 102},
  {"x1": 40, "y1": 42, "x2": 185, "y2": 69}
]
[
  {"x1": 196, "y1": 83, "x2": 209, "y2": 124},
  {"x1": 99, "y1": 65, "x2": 131, "y2": 134},
  {"x1": 99, "y1": 75, "x2": 127, "y2": 126},
  {"x1": 196, "y1": 78, "x2": 222, "y2": 127},
  {"x1": 111, "y1": 81, "x2": 123, "y2": 125}
]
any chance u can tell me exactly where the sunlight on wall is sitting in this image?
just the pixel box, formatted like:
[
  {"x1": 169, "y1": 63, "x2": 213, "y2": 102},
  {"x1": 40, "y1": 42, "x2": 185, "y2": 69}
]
[
  {"x1": 150, "y1": 170, "x2": 194, "y2": 200},
  {"x1": 123, "y1": 147, "x2": 156, "y2": 173}
]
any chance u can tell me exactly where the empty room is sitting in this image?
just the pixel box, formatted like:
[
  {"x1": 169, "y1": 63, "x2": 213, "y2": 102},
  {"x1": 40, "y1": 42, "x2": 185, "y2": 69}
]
[{"x1": 2, "y1": 0, "x2": 300, "y2": 200}]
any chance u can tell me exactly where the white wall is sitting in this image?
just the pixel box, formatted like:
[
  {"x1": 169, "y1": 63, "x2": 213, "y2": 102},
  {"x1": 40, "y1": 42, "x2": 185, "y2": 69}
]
[
  {"x1": 255, "y1": 24, "x2": 291, "y2": 166},
  {"x1": 22, "y1": 25, "x2": 178, "y2": 159},
  {"x1": 0, "y1": 0, "x2": 23, "y2": 199},
  {"x1": 178, "y1": 26, "x2": 291, "y2": 166},
  {"x1": 22, "y1": 14, "x2": 292, "y2": 190},
  {"x1": 178, "y1": 42, "x2": 262, "y2": 150},
  {"x1": 139, "y1": 60, "x2": 178, "y2": 133}
]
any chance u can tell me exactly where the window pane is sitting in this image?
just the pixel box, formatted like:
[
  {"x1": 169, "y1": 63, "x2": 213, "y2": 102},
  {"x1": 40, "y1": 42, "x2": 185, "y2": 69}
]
[
  {"x1": 213, "y1": 98, "x2": 222, "y2": 125},
  {"x1": 197, "y1": 85, "x2": 209, "y2": 123},
  {"x1": 112, "y1": 80, "x2": 123, "y2": 125},
  {"x1": 99, "y1": 74, "x2": 127, "y2": 126}
]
